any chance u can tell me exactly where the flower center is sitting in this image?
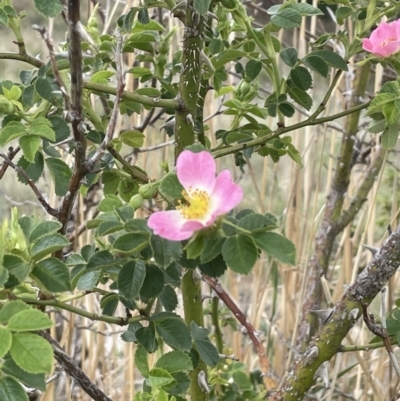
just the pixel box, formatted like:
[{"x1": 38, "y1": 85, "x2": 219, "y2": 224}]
[
  {"x1": 383, "y1": 37, "x2": 397, "y2": 46},
  {"x1": 178, "y1": 188, "x2": 210, "y2": 220}
]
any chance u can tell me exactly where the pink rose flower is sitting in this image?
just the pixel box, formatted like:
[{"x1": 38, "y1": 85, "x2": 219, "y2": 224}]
[
  {"x1": 362, "y1": 20, "x2": 400, "y2": 58},
  {"x1": 148, "y1": 150, "x2": 243, "y2": 241}
]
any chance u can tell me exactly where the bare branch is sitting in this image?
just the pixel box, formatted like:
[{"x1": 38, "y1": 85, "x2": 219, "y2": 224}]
[
  {"x1": 0, "y1": 152, "x2": 57, "y2": 217},
  {"x1": 39, "y1": 331, "x2": 114, "y2": 401}
]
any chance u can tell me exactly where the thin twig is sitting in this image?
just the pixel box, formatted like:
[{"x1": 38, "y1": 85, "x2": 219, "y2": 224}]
[
  {"x1": 202, "y1": 274, "x2": 277, "y2": 390},
  {"x1": 0, "y1": 146, "x2": 20, "y2": 179},
  {"x1": 32, "y1": 25, "x2": 71, "y2": 110},
  {"x1": 0, "y1": 153, "x2": 57, "y2": 217}
]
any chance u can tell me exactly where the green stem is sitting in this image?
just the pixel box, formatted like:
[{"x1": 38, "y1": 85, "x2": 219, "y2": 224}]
[
  {"x1": 211, "y1": 297, "x2": 224, "y2": 353},
  {"x1": 17, "y1": 297, "x2": 143, "y2": 325},
  {"x1": 83, "y1": 81, "x2": 177, "y2": 109},
  {"x1": 182, "y1": 270, "x2": 208, "y2": 401},
  {"x1": 0, "y1": 52, "x2": 44, "y2": 68},
  {"x1": 211, "y1": 100, "x2": 370, "y2": 159},
  {"x1": 176, "y1": 3, "x2": 209, "y2": 400},
  {"x1": 83, "y1": 94, "x2": 104, "y2": 132},
  {"x1": 339, "y1": 340, "x2": 395, "y2": 353}
]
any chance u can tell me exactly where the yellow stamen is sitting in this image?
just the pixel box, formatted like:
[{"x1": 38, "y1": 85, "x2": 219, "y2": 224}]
[{"x1": 178, "y1": 188, "x2": 210, "y2": 220}]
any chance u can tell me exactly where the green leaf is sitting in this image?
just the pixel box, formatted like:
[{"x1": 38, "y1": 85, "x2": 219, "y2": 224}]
[
  {"x1": 199, "y1": 254, "x2": 227, "y2": 278},
  {"x1": 150, "y1": 235, "x2": 183, "y2": 268},
  {"x1": 17, "y1": 153, "x2": 44, "y2": 184},
  {"x1": 381, "y1": 125, "x2": 399, "y2": 150},
  {"x1": 156, "y1": 350, "x2": 192, "y2": 373},
  {"x1": 313, "y1": 50, "x2": 348, "y2": 71},
  {"x1": 271, "y1": 8, "x2": 302, "y2": 29},
  {"x1": 159, "y1": 173, "x2": 184, "y2": 199},
  {"x1": 0, "y1": 122, "x2": 26, "y2": 147},
  {"x1": 194, "y1": 0, "x2": 211, "y2": 15},
  {"x1": 135, "y1": 344, "x2": 149, "y2": 378},
  {"x1": 212, "y1": 50, "x2": 247, "y2": 69},
  {"x1": 128, "y1": 66, "x2": 152, "y2": 78},
  {"x1": 10, "y1": 332, "x2": 53, "y2": 374},
  {"x1": 97, "y1": 220, "x2": 124, "y2": 236},
  {"x1": 278, "y1": 102, "x2": 295, "y2": 118},
  {"x1": 135, "y1": 88, "x2": 161, "y2": 97},
  {"x1": 222, "y1": 234, "x2": 258, "y2": 274},
  {"x1": 0, "y1": 8, "x2": 9, "y2": 26},
  {"x1": 194, "y1": 337, "x2": 220, "y2": 367},
  {"x1": 120, "y1": 130, "x2": 145, "y2": 148},
  {"x1": 0, "y1": 301, "x2": 30, "y2": 324},
  {"x1": 383, "y1": 103, "x2": 398, "y2": 126},
  {"x1": 0, "y1": 376, "x2": 28, "y2": 401},
  {"x1": 34, "y1": 0, "x2": 63, "y2": 17},
  {"x1": 0, "y1": 326, "x2": 12, "y2": 357},
  {"x1": 45, "y1": 157, "x2": 72, "y2": 196},
  {"x1": 28, "y1": 117, "x2": 56, "y2": 142},
  {"x1": 76, "y1": 270, "x2": 101, "y2": 291},
  {"x1": 155, "y1": 317, "x2": 192, "y2": 351},
  {"x1": 118, "y1": 260, "x2": 146, "y2": 300},
  {"x1": 291, "y1": 3, "x2": 323, "y2": 16},
  {"x1": 159, "y1": 285, "x2": 178, "y2": 312},
  {"x1": 2, "y1": 358, "x2": 46, "y2": 391},
  {"x1": 31, "y1": 257, "x2": 72, "y2": 292},
  {"x1": 245, "y1": 60, "x2": 262, "y2": 80},
  {"x1": 185, "y1": 235, "x2": 204, "y2": 260},
  {"x1": 302, "y1": 55, "x2": 329, "y2": 77},
  {"x1": 190, "y1": 321, "x2": 209, "y2": 340},
  {"x1": 86, "y1": 250, "x2": 117, "y2": 271},
  {"x1": 290, "y1": 66, "x2": 312, "y2": 91},
  {"x1": 137, "y1": 8, "x2": 149, "y2": 24},
  {"x1": 200, "y1": 237, "x2": 225, "y2": 264},
  {"x1": 149, "y1": 368, "x2": 175, "y2": 389},
  {"x1": 89, "y1": 71, "x2": 115, "y2": 84},
  {"x1": 35, "y1": 78, "x2": 62, "y2": 106},
  {"x1": 136, "y1": 322, "x2": 157, "y2": 353},
  {"x1": 123, "y1": 33, "x2": 159, "y2": 53},
  {"x1": 19, "y1": 135, "x2": 40, "y2": 163},
  {"x1": 31, "y1": 234, "x2": 70, "y2": 262},
  {"x1": 280, "y1": 47, "x2": 298, "y2": 67},
  {"x1": 336, "y1": 6, "x2": 353, "y2": 24},
  {"x1": 49, "y1": 116, "x2": 70, "y2": 143},
  {"x1": 7, "y1": 309, "x2": 53, "y2": 332},
  {"x1": 140, "y1": 264, "x2": 165, "y2": 300},
  {"x1": 237, "y1": 213, "x2": 277, "y2": 231},
  {"x1": 253, "y1": 232, "x2": 296, "y2": 265},
  {"x1": 100, "y1": 293, "x2": 119, "y2": 316},
  {"x1": 112, "y1": 232, "x2": 150, "y2": 255},
  {"x1": 29, "y1": 220, "x2": 62, "y2": 243},
  {"x1": 288, "y1": 87, "x2": 313, "y2": 110},
  {"x1": 3, "y1": 254, "x2": 29, "y2": 282}
]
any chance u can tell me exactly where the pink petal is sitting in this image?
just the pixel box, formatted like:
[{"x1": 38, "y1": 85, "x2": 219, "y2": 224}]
[
  {"x1": 209, "y1": 170, "x2": 243, "y2": 216},
  {"x1": 381, "y1": 40, "x2": 400, "y2": 56},
  {"x1": 177, "y1": 151, "x2": 216, "y2": 192},
  {"x1": 148, "y1": 210, "x2": 193, "y2": 241},
  {"x1": 181, "y1": 220, "x2": 205, "y2": 231},
  {"x1": 362, "y1": 39, "x2": 374, "y2": 53}
]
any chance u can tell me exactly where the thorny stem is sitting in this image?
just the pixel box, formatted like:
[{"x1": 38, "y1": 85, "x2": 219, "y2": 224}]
[
  {"x1": 296, "y1": 64, "x2": 371, "y2": 349},
  {"x1": 175, "y1": 3, "x2": 208, "y2": 400},
  {"x1": 211, "y1": 297, "x2": 224, "y2": 353},
  {"x1": 270, "y1": 224, "x2": 400, "y2": 400}
]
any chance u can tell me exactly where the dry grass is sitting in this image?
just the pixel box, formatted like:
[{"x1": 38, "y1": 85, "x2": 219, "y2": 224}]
[{"x1": 1, "y1": 1, "x2": 400, "y2": 400}]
